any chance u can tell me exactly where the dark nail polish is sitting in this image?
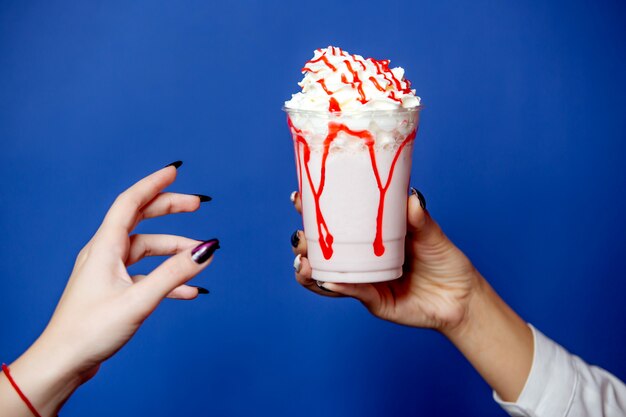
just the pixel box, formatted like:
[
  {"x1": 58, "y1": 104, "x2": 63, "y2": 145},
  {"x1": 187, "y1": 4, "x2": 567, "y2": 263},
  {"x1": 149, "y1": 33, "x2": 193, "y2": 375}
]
[
  {"x1": 191, "y1": 239, "x2": 220, "y2": 264},
  {"x1": 410, "y1": 187, "x2": 427, "y2": 210},
  {"x1": 195, "y1": 286, "x2": 210, "y2": 294},
  {"x1": 165, "y1": 160, "x2": 183, "y2": 169},
  {"x1": 316, "y1": 281, "x2": 334, "y2": 293},
  {"x1": 290, "y1": 230, "x2": 300, "y2": 248},
  {"x1": 192, "y1": 194, "x2": 212, "y2": 203}
]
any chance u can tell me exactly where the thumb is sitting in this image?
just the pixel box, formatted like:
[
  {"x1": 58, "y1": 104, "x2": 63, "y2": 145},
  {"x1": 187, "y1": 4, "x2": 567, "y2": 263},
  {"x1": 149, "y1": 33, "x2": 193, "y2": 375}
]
[
  {"x1": 407, "y1": 188, "x2": 448, "y2": 248},
  {"x1": 134, "y1": 239, "x2": 220, "y2": 305}
]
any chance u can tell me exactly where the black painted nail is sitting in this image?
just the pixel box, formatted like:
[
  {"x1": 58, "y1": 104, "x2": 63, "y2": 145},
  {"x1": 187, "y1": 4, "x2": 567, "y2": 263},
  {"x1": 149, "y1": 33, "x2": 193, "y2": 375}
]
[
  {"x1": 165, "y1": 160, "x2": 183, "y2": 169},
  {"x1": 192, "y1": 194, "x2": 212, "y2": 203},
  {"x1": 410, "y1": 187, "x2": 427, "y2": 210},
  {"x1": 316, "y1": 281, "x2": 334, "y2": 293},
  {"x1": 195, "y1": 286, "x2": 210, "y2": 294},
  {"x1": 191, "y1": 239, "x2": 220, "y2": 264},
  {"x1": 290, "y1": 230, "x2": 300, "y2": 248}
]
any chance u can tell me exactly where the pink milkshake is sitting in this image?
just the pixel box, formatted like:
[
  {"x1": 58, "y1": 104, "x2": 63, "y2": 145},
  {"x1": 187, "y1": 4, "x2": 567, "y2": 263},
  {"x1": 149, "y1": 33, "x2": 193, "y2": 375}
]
[{"x1": 284, "y1": 46, "x2": 422, "y2": 283}]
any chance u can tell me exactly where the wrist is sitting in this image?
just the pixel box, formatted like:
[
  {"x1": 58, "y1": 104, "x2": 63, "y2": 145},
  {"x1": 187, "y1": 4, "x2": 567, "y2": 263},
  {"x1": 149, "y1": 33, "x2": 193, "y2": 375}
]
[
  {"x1": 439, "y1": 272, "x2": 489, "y2": 340},
  {"x1": 35, "y1": 328, "x2": 100, "y2": 385},
  {"x1": 5, "y1": 336, "x2": 90, "y2": 416}
]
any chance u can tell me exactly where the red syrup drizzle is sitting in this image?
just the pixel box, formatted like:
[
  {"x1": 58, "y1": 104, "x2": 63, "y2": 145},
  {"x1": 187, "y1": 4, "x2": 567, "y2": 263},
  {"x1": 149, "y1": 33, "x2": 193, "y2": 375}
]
[
  {"x1": 343, "y1": 60, "x2": 368, "y2": 104},
  {"x1": 303, "y1": 48, "x2": 414, "y2": 107},
  {"x1": 288, "y1": 116, "x2": 417, "y2": 259},
  {"x1": 369, "y1": 76, "x2": 386, "y2": 92},
  {"x1": 328, "y1": 97, "x2": 341, "y2": 112},
  {"x1": 317, "y1": 79, "x2": 332, "y2": 95},
  {"x1": 306, "y1": 54, "x2": 337, "y2": 71}
]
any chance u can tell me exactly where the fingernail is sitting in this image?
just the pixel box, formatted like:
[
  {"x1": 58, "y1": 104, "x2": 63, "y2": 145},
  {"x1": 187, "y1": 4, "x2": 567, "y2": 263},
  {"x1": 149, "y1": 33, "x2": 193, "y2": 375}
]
[
  {"x1": 293, "y1": 254, "x2": 302, "y2": 273},
  {"x1": 290, "y1": 230, "x2": 300, "y2": 248},
  {"x1": 410, "y1": 187, "x2": 427, "y2": 210},
  {"x1": 191, "y1": 239, "x2": 220, "y2": 264},
  {"x1": 290, "y1": 191, "x2": 298, "y2": 203},
  {"x1": 165, "y1": 160, "x2": 183, "y2": 169},
  {"x1": 195, "y1": 286, "x2": 210, "y2": 294},
  {"x1": 192, "y1": 194, "x2": 212, "y2": 203},
  {"x1": 316, "y1": 281, "x2": 334, "y2": 293}
]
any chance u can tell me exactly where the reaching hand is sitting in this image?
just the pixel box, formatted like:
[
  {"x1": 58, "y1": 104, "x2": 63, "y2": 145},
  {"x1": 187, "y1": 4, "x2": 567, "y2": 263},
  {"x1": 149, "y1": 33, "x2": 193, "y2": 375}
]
[
  {"x1": 0, "y1": 162, "x2": 219, "y2": 416},
  {"x1": 291, "y1": 189, "x2": 479, "y2": 332},
  {"x1": 43, "y1": 162, "x2": 219, "y2": 379}
]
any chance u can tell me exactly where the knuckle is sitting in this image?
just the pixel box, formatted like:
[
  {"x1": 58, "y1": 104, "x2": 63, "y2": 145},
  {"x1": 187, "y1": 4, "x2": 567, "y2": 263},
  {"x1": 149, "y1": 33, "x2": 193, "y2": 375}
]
[
  {"x1": 76, "y1": 244, "x2": 91, "y2": 263},
  {"x1": 114, "y1": 192, "x2": 130, "y2": 207},
  {"x1": 128, "y1": 234, "x2": 140, "y2": 246},
  {"x1": 165, "y1": 195, "x2": 175, "y2": 213},
  {"x1": 117, "y1": 190, "x2": 141, "y2": 212}
]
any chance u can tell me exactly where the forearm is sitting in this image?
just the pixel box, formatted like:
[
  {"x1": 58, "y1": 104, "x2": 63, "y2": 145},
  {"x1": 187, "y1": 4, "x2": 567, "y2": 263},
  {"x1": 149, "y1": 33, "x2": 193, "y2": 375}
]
[
  {"x1": 0, "y1": 338, "x2": 84, "y2": 417},
  {"x1": 442, "y1": 275, "x2": 533, "y2": 402}
]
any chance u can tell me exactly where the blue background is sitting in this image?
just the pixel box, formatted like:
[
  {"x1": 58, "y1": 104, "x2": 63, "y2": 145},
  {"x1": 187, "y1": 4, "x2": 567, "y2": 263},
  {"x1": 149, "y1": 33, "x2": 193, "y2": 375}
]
[{"x1": 1, "y1": 1, "x2": 625, "y2": 415}]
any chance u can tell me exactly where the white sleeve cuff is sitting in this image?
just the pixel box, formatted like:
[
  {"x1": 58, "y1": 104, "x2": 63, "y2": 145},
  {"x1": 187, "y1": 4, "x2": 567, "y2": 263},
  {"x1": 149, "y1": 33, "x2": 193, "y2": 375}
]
[{"x1": 493, "y1": 324, "x2": 577, "y2": 417}]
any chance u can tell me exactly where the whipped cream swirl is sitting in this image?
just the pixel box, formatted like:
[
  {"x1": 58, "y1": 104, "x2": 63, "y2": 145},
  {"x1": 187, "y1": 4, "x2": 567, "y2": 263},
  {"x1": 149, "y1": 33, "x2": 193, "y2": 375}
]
[{"x1": 285, "y1": 46, "x2": 420, "y2": 112}]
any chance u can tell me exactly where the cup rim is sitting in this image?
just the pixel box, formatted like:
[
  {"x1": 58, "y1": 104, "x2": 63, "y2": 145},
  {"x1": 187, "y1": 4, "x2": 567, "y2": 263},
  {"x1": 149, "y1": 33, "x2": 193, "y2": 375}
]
[{"x1": 282, "y1": 105, "x2": 423, "y2": 116}]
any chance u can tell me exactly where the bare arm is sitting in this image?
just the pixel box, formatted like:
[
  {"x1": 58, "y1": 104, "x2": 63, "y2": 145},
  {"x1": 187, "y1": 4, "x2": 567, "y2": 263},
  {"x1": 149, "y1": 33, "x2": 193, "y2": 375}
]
[{"x1": 442, "y1": 276, "x2": 533, "y2": 402}]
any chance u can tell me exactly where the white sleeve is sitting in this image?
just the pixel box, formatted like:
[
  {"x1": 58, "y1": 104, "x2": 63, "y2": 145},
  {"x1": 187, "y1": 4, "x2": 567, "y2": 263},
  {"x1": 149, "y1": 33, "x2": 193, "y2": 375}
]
[{"x1": 494, "y1": 324, "x2": 626, "y2": 417}]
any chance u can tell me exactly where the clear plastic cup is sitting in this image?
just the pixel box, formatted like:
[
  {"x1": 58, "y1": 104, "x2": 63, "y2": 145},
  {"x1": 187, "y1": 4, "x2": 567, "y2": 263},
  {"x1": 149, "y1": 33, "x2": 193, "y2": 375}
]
[{"x1": 284, "y1": 107, "x2": 421, "y2": 283}]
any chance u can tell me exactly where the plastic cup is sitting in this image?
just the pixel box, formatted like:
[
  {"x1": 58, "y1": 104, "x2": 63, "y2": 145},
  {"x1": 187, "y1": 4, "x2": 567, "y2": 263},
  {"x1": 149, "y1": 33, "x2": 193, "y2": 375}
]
[{"x1": 284, "y1": 107, "x2": 421, "y2": 283}]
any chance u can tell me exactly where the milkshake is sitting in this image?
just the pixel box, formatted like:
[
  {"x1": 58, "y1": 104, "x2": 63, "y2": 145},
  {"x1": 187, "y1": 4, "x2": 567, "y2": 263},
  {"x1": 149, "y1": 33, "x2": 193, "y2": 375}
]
[{"x1": 284, "y1": 46, "x2": 421, "y2": 283}]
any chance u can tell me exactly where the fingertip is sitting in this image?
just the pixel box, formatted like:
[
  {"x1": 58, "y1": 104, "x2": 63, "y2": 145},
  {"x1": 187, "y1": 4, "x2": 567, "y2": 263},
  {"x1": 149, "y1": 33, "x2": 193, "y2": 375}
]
[
  {"x1": 160, "y1": 162, "x2": 180, "y2": 182},
  {"x1": 293, "y1": 253, "x2": 303, "y2": 273},
  {"x1": 410, "y1": 187, "x2": 426, "y2": 209},
  {"x1": 196, "y1": 286, "x2": 210, "y2": 295},
  {"x1": 315, "y1": 281, "x2": 335, "y2": 293},
  {"x1": 290, "y1": 230, "x2": 308, "y2": 256},
  {"x1": 164, "y1": 160, "x2": 183, "y2": 169},
  {"x1": 192, "y1": 194, "x2": 212, "y2": 203},
  {"x1": 291, "y1": 191, "x2": 302, "y2": 214},
  {"x1": 166, "y1": 284, "x2": 199, "y2": 300},
  {"x1": 290, "y1": 230, "x2": 301, "y2": 249},
  {"x1": 320, "y1": 282, "x2": 344, "y2": 293},
  {"x1": 294, "y1": 256, "x2": 313, "y2": 285},
  {"x1": 191, "y1": 239, "x2": 220, "y2": 265},
  {"x1": 154, "y1": 162, "x2": 179, "y2": 188},
  {"x1": 188, "y1": 194, "x2": 203, "y2": 211},
  {"x1": 407, "y1": 192, "x2": 427, "y2": 231}
]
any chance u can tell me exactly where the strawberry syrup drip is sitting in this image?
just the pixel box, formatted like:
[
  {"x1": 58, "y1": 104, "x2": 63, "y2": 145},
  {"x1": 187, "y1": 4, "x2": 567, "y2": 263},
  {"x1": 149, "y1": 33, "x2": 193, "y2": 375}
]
[
  {"x1": 369, "y1": 58, "x2": 410, "y2": 101},
  {"x1": 352, "y1": 54, "x2": 367, "y2": 70},
  {"x1": 288, "y1": 116, "x2": 417, "y2": 259},
  {"x1": 317, "y1": 79, "x2": 332, "y2": 95},
  {"x1": 344, "y1": 60, "x2": 368, "y2": 104},
  {"x1": 369, "y1": 76, "x2": 386, "y2": 92},
  {"x1": 307, "y1": 54, "x2": 337, "y2": 71},
  {"x1": 370, "y1": 59, "x2": 392, "y2": 87},
  {"x1": 301, "y1": 66, "x2": 318, "y2": 73},
  {"x1": 388, "y1": 91, "x2": 403, "y2": 103},
  {"x1": 328, "y1": 97, "x2": 341, "y2": 112}
]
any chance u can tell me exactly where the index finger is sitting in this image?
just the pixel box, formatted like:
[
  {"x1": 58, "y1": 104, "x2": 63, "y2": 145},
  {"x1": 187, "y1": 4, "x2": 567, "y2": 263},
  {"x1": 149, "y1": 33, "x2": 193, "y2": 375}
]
[{"x1": 102, "y1": 162, "x2": 181, "y2": 235}]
